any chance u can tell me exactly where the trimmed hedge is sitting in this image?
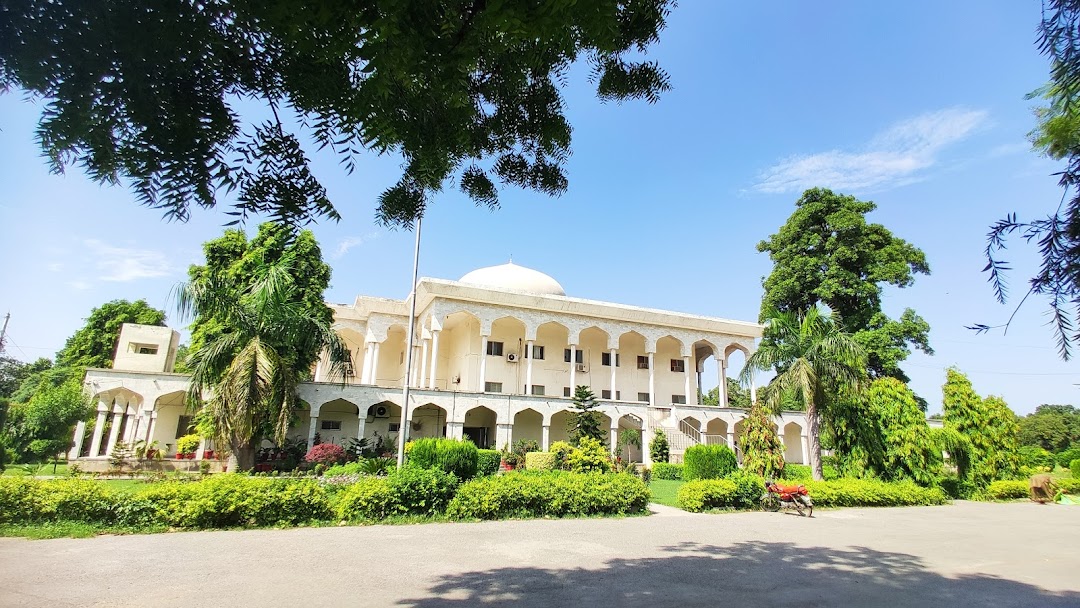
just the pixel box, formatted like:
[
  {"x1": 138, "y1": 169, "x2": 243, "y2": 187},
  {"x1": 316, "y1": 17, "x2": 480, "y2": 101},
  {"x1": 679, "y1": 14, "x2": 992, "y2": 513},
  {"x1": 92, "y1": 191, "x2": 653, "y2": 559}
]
[
  {"x1": 525, "y1": 452, "x2": 556, "y2": 471},
  {"x1": 335, "y1": 468, "x2": 459, "y2": 520},
  {"x1": 683, "y1": 444, "x2": 737, "y2": 481},
  {"x1": 983, "y1": 480, "x2": 1028, "y2": 500},
  {"x1": 652, "y1": 462, "x2": 683, "y2": 480},
  {"x1": 780, "y1": 464, "x2": 812, "y2": 481},
  {"x1": 446, "y1": 471, "x2": 649, "y2": 520},
  {"x1": 405, "y1": 438, "x2": 478, "y2": 480},
  {"x1": 477, "y1": 450, "x2": 501, "y2": 476},
  {"x1": 676, "y1": 476, "x2": 948, "y2": 513},
  {"x1": 1072, "y1": 459, "x2": 1080, "y2": 479},
  {"x1": 677, "y1": 473, "x2": 764, "y2": 512}
]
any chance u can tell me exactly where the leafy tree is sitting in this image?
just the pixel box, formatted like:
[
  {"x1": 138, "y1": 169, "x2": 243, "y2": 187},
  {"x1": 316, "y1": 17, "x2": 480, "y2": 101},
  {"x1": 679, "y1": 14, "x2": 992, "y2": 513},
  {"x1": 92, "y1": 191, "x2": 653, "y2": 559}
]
[
  {"x1": 758, "y1": 188, "x2": 932, "y2": 382},
  {"x1": 701, "y1": 378, "x2": 752, "y2": 408},
  {"x1": 1018, "y1": 404, "x2": 1080, "y2": 452},
  {"x1": 649, "y1": 428, "x2": 670, "y2": 463},
  {"x1": 741, "y1": 307, "x2": 867, "y2": 480},
  {"x1": 172, "y1": 344, "x2": 192, "y2": 375},
  {"x1": 187, "y1": 223, "x2": 332, "y2": 377},
  {"x1": 0, "y1": 0, "x2": 675, "y2": 228},
  {"x1": 1, "y1": 380, "x2": 92, "y2": 464},
  {"x1": 568, "y1": 385, "x2": 604, "y2": 445},
  {"x1": 865, "y1": 377, "x2": 942, "y2": 485},
  {"x1": 56, "y1": 299, "x2": 167, "y2": 369},
  {"x1": 179, "y1": 249, "x2": 349, "y2": 471},
  {"x1": 738, "y1": 402, "x2": 786, "y2": 478},
  {"x1": 942, "y1": 368, "x2": 1021, "y2": 486},
  {"x1": 0, "y1": 357, "x2": 51, "y2": 399}
]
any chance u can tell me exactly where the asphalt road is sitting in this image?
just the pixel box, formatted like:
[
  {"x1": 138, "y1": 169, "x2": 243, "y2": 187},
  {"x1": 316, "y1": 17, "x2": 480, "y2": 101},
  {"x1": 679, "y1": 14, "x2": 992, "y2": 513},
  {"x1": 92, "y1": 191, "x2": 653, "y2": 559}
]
[{"x1": 1, "y1": 501, "x2": 1077, "y2": 607}]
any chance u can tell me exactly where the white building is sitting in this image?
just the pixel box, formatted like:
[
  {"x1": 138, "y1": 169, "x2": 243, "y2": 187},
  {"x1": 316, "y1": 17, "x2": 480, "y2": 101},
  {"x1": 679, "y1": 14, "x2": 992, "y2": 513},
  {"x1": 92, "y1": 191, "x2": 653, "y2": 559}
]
[{"x1": 73, "y1": 263, "x2": 812, "y2": 467}]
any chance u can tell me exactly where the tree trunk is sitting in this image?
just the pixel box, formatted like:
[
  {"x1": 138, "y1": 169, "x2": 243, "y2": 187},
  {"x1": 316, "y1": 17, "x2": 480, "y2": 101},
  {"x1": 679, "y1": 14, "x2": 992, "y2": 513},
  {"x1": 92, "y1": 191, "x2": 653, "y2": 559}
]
[
  {"x1": 228, "y1": 440, "x2": 256, "y2": 472},
  {"x1": 807, "y1": 405, "x2": 824, "y2": 480}
]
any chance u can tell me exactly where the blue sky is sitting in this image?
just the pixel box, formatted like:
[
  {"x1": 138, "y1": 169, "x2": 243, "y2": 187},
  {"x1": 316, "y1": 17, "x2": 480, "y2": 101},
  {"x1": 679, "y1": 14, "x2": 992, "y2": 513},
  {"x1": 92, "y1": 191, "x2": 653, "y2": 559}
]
[{"x1": 0, "y1": 1, "x2": 1075, "y2": 414}]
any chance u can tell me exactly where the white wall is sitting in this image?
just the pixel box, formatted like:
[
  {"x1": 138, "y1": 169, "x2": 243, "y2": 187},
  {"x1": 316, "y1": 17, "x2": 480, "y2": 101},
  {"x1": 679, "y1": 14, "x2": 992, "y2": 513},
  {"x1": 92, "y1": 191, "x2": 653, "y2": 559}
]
[{"x1": 113, "y1": 324, "x2": 179, "y2": 373}]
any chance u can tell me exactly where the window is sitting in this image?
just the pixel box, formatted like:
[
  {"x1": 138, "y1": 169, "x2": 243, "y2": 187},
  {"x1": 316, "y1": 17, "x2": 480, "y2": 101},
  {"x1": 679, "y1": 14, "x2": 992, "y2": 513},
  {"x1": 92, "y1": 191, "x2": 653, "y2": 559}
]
[
  {"x1": 563, "y1": 387, "x2": 572, "y2": 398},
  {"x1": 670, "y1": 359, "x2": 685, "y2": 373},
  {"x1": 389, "y1": 423, "x2": 400, "y2": 432},
  {"x1": 601, "y1": 352, "x2": 621, "y2": 367},
  {"x1": 175, "y1": 415, "x2": 194, "y2": 439},
  {"x1": 320, "y1": 420, "x2": 342, "y2": 430},
  {"x1": 486, "y1": 341, "x2": 504, "y2": 356},
  {"x1": 671, "y1": 394, "x2": 687, "y2": 404},
  {"x1": 637, "y1": 392, "x2": 651, "y2": 403},
  {"x1": 601, "y1": 390, "x2": 621, "y2": 400},
  {"x1": 564, "y1": 348, "x2": 584, "y2": 364},
  {"x1": 531, "y1": 385, "x2": 545, "y2": 396},
  {"x1": 131, "y1": 342, "x2": 158, "y2": 355},
  {"x1": 637, "y1": 356, "x2": 650, "y2": 370},
  {"x1": 526, "y1": 345, "x2": 545, "y2": 360},
  {"x1": 485, "y1": 381, "x2": 503, "y2": 393}
]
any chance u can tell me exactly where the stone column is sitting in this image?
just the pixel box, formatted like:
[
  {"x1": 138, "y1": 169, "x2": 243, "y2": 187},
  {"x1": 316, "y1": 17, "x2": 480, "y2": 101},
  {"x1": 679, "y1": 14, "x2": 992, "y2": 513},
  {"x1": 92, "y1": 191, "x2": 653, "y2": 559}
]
[
  {"x1": 357, "y1": 413, "x2": 367, "y2": 442},
  {"x1": 682, "y1": 355, "x2": 691, "y2": 403},
  {"x1": 647, "y1": 352, "x2": 655, "y2": 405},
  {"x1": 370, "y1": 342, "x2": 381, "y2": 386},
  {"x1": 361, "y1": 342, "x2": 375, "y2": 384},
  {"x1": 105, "y1": 399, "x2": 125, "y2": 456},
  {"x1": 88, "y1": 401, "x2": 109, "y2": 457},
  {"x1": 750, "y1": 376, "x2": 757, "y2": 406},
  {"x1": 306, "y1": 413, "x2": 319, "y2": 449},
  {"x1": 479, "y1": 335, "x2": 488, "y2": 391},
  {"x1": 718, "y1": 358, "x2": 727, "y2": 407},
  {"x1": 496, "y1": 423, "x2": 513, "y2": 450},
  {"x1": 446, "y1": 421, "x2": 464, "y2": 440},
  {"x1": 195, "y1": 438, "x2": 207, "y2": 460},
  {"x1": 410, "y1": 344, "x2": 421, "y2": 387},
  {"x1": 727, "y1": 431, "x2": 737, "y2": 452},
  {"x1": 427, "y1": 330, "x2": 440, "y2": 390},
  {"x1": 568, "y1": 343, "x2": 577, "y2": 392},
  {"x1": 68, "y1": 420, "x2": 87, "y2": 460},
  {"x1": 801, "y1": 434, "x2": 809, "y2": 465},
  {"x1": 419, "y1": 338, "x2": 430, "y2": 389},
  {"x1": 542, "y1": 424, "x2": 550, "y2": 451},
  {"x1": 610, "y1": 348, "x2": 618, "y2": 400},
  {"x1": 525, "y1": 339, "x2": 534, "y2": 395},
  {"x1": 641, "y1": 411, "x2": 652, "y2": 467},
  {"x1": 122, "y1": 403, "x2": 139, "y2": 444},
  {"x1": 146, "y1": 411, "x2": 159, "y2": 444},
  {"x1": 610, "y1": 423, "x2": 620, "y2": 456}
]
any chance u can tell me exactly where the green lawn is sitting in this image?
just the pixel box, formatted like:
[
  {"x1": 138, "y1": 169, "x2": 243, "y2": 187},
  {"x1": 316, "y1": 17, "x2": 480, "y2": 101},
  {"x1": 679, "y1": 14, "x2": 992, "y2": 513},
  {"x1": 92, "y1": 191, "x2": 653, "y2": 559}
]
[
  {"x1": 2, "y1": 463, "x2": 70, "y2": 477},
  {"x1": 649, "y1": 479, "x2": 684, "y2": 507}
]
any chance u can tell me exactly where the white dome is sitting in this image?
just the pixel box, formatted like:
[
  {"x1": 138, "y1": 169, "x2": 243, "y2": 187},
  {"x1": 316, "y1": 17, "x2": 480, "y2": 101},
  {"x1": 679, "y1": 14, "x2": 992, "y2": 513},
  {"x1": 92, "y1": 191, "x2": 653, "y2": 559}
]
[{"x1": 459, "y1": 262, "x2": 566, "y2": 296}]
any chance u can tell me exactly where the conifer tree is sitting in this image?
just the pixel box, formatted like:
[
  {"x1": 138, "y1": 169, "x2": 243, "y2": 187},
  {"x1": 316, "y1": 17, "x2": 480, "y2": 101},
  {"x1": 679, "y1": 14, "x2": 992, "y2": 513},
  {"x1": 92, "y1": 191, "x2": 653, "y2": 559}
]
[
  {"x1": 739, "y1": 402, "x2": 786, "y2": 478},
  {"x1": 568, "y1": 386, "x2": 604, "y2": 446}
]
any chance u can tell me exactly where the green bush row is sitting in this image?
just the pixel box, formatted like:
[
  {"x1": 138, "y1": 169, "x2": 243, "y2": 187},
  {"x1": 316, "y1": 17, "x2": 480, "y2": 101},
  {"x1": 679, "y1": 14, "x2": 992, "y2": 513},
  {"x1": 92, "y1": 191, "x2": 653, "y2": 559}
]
[
  {"x1": 525, "y1": 452, "x2": 556, "y2": 471},
  {"x1": 780, "y1": 464, "x2": 812, "y2": 480},
  {"x1": 446, "y1": 471, "x2": 650, "y2": 520},
  {"x1": 406, "y1": 438, "x2": 478, "y2": 480},
  {"x1": 477, "y1": 450, "x2": 502, "y2": 476},
  {"x1": 676, "y1": 475, "x2": 948, "y2": 513},
  {"x1": 335, "y1": 468, "x2": 459, "y2": 520},
  {"x1": 652, "y1": 462, "x2": 683, "y2": 480},
  {"x1": 982, "y1": 477, "x2": 1080, "y2": 500},
  {"x1": 1072, "y1": 459, "x2": 1080, "y2": 479},
  {"x1": 677, "y1": 471, "x2": 763, "y2": 512},
  {"x1": 682, "y1": 444, "x2": 737, "y2": 481}
]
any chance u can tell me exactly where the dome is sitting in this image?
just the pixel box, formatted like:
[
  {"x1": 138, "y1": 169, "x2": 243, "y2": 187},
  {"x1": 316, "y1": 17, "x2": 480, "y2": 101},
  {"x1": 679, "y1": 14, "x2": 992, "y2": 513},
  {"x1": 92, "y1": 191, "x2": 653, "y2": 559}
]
[{"x1": 459, "y1": 262, "x2": 566, "y2": 296}]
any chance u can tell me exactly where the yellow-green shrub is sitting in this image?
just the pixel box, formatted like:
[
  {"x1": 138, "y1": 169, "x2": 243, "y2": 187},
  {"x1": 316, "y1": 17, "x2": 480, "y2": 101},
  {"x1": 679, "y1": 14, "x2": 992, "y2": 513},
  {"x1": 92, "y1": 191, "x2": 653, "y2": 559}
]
[
  {"x1": 652, "y1": 462, "x2": 683, "y2": 480},
  {"x1": 446, "y1": 471, "x2": 649, "y2": 520},
  {"x1": 677, "y1": 479, "x2": 739, "y2": 512},
  {"x1": 803, "y1": 479, "x2": 948, "y2": 507},
  {"x1": 333, "y1": 467, "x2": 459, "y2": 521},
  {"x1": 525, "y1": 452, "x2": 556, "y2": 471}
]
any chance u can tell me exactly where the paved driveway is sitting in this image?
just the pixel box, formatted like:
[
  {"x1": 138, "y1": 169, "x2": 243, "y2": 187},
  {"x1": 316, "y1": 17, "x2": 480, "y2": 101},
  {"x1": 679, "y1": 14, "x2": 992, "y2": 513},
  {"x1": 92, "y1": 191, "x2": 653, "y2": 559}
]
[{"x1": 1, "y1": 501, "x2": 1077, "y2": 607}]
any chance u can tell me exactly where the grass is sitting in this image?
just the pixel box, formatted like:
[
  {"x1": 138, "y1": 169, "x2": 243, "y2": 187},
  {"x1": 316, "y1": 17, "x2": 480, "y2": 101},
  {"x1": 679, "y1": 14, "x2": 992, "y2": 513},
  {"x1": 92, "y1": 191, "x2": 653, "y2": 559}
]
[
  {"x1": 649, "y1": 479, "x2": 684, "y2": 507},
  {"x1": 0, "y1": 522, "x2": 170, "y2": 540},
  {"x1": 2, "y1": 462, "x2": 70, "y2": 477}
]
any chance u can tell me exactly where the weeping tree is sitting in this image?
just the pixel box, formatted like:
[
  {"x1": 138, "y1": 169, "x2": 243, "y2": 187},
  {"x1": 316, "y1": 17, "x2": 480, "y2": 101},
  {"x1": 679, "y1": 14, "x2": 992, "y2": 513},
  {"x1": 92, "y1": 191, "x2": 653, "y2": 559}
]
[
  {"x1": 738, "y1": 402, "x2": 786, "y2": 478},
  {"x1": 177, "y1": 254, "x2": 349, "y2": 471},
  {"x1": 741, "y1": 307, "x2": 867, "y2": 480}
]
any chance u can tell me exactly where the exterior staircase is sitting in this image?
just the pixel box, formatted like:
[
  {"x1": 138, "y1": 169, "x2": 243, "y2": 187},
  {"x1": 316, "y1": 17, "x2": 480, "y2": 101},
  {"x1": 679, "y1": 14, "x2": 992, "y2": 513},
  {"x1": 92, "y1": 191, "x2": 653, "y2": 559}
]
[{"x1": 663, "y1": 418, "x2": 738, "y2": 464}]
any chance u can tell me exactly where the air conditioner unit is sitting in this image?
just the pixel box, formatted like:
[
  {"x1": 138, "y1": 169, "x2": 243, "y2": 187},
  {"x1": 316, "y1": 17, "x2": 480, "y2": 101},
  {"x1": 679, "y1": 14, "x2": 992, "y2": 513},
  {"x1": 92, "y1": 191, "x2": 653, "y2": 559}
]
[
  {"x1": 575, "y1": 363, "x2": 587, "y2": 373},
  {"x1": 506, "y1": 353, "x2": 519, "y2": 362},
  {"x1": 374, "y1": 405, "x2": 389, "y2": 418}
]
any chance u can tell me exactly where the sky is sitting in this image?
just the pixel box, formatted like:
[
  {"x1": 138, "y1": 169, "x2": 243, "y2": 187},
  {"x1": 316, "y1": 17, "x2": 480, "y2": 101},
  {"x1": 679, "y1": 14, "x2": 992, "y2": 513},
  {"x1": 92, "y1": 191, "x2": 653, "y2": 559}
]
[{"x1": 0, "y1": 1, "x2": 1075, "y2": 415}]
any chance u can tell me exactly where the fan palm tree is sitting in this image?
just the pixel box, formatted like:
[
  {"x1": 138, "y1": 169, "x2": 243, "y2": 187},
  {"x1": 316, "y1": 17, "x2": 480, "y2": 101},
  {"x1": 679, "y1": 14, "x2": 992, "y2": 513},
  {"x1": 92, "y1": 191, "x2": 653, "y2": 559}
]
[
  {"x1": 740, "y1": 307, "x2": 866, "y2": 480},
  {"x1": 177, "y1": 257, "x2": 349, "y2": 471}
]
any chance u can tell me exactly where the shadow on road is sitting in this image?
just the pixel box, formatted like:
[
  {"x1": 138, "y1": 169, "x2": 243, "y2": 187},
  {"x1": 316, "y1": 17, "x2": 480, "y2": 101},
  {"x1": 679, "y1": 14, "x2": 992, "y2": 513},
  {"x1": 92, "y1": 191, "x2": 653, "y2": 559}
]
[{"x1": 398, "y1": 541, "x2": 1078, "y2": 607}]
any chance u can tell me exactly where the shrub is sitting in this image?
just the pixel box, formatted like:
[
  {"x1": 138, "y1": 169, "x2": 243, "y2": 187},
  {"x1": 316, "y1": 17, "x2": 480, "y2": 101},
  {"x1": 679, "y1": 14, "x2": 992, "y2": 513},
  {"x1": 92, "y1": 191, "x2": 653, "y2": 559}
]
[
  {"x1": 727, "y1": 470, "x2": 765, "y2": 509},
  {"x1": 1072, "y1": 459, "x2": 1080, "y2": 479},
  {"x1": 446, "y1": 471, "x2": 649, "y2": 520},
  {"x1": 652, "y1": 462, "x2": 683, "y2": 480},
  {"x1": 1055, "y1": 445, "x2": 1080, "y2": 469},
  {"x1": 682, "y1": 444, "x2": 737, "y2": 481},
  {"x1": 549, "y1": 441, "x2": 574, "y2": 470},
  {"x1": 1058, "y1": 478, "x2": 1080, "y2": 494},
  {"x1": 139, "y1": 475, "x2": 333, "y2": 528},
  {"x1": 334, "y1": 468, "x2": 459, "y2": 521},
  {"x1": 525, "y1": 452, "x2": 556, "y2": 471},
  {"x1": 323, "y1": 461, "x2": 365, "y2": 477},
  {"x1": 677, "y1": 479, "x2": 738, "y2": 512},
  {"x1": 649, "y1": 429, "x2": 670, "y2": 463},
  {"x1": 566, "y1": 437, "x2": 611, "y2": 473},
  {"x1": 802, "y1": 479, "x2": 948, "y2": 508},
  {"x1": 1018, "y1": 446, "x2": 1056, "y2": 471},
  {"x1": 983, "y1": 480, "x2": 1029, "y2": 500},
  {"x1": 406, "y1": 438, "x2": 479, "y2": 480},
  {"x1": 305, "y1": 443, "x2": 345, "y2": 466},
  {"x1": 780, "y1": 464, "x2": 812, "y2": 481},
  {"x1": 939, "y1": 475, "x2": 976, "y2": 500},
  {"x1": 476, "y1": 450, "x2": 501, "y2": 476},
  {"x1": 176, "y1": 434, "x2": 200, "y2": 455},
  {"x1": 333, "y1": 477, "x2": 395, "y2": 520},
  {"x1": 0, "y1": 477, "x2": 125, "y2": 524}
]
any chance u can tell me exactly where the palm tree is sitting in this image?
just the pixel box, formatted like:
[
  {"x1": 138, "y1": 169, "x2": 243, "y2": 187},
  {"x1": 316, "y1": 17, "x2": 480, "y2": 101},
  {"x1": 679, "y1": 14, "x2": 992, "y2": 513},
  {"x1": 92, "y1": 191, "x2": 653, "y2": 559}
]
[
  {"x1": 177, "y1": 258, "x2": 349, "y2": 471},
  {"x1": 740, "y1": 307, "x2": 866, "y2": 480}
]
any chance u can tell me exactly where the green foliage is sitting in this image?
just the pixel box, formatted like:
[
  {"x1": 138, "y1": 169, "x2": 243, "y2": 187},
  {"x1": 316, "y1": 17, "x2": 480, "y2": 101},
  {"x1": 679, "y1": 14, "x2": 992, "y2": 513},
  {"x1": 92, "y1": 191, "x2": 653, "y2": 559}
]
[
  {"x1": 0, "y1": 357, "x2": 52, "y2": 400},
  {"x1": 2, "y1": 379, "x2": 93, "y2": 464},
  {"x1": 743, "y1": 306, "x2": 867, "y2": 480},
  {"x1": 56, "y1": 299, "x2": 167, "y2": 370},
  {"x1": 333, "y1": 467, "x2": 460, "y2": 521},
  {"x1": 1019, "y1": 405, "x2": 1080, "y2": 452},
  {"x1": 549, "y1": 441, "x2": 575, "y2": 470},
  {"x1": 476, "y1": 450, "x2": 501, "y2": 477},
  {"x1": 0, "y1": 0, "x2": 675, "y2": 228},
  {"x1": 801, "y1": 479, "x2": 948, "y2": 508},
  {"x1": 1072, "y1": 458, "x2": 1080, "y2": 479},
  {"x1": 981, "y1": 480, "x2": 1031, "y2": 501},
  {"x1": 1057, "y1": 445, "x2": 1080, "y2": 469},
  {"x1": 727, "y1": 470, "x2": 766, "y2": 509},
  {"x1": 700, "y1": 379, "x2": 752, "y2": 408},
  {"x1": 651, "y1": 462, "x2": 683, "y2": 480},
  {"x1": 566, "y1": 436, "x2": 612, "y2": 473},
  {"x1": 648, "y1": 429, "x2": 670, "y2": 463},
  {"x1": 738, "y1": 403, "x2": 785, "y2": 478},
  {"x1": 867, "y1": 377, "x2": 942, "y2": 485},
  {"x1": 1018, "y1": 445, "x2": 1057, "y2": 471},
  {"x1": 676, "y1": 479, "x2": 739, "y2": 512},
  {"x1": 938, "y1": 475, "x2": 977, "y2": 500},
  {"x1": 942, "y1": 369, "x2": 1021, "y2": 486},
  {"x1": 616, "y1": 428, "x2": 641, "y2": 462},
  {"x1": 446, "y1": 471, "x2": 649, "y2": 520},
  {"x1": 758, "y1": 187, "x2": 931, "y2": 381},
  {"x1": 1059, "y1": 478, "x2": 1080, "y2": 494},
  {"x1": 175, "y1": 435, "x2": 200, "y2": 455},
  {"x1": 525, "y1": 452, "x2": 556, "y2": 471},
  {"x1": 780, "y1": 464, "x2": 813, "y2": 480},
  {"x1": 682, "y1": 444, "x2": 737, "y2": 481},
  {"x1": 405, "y1": 438, "x2": 479, "y2": 480},
  {"x1": 568, "y1": 386, "x2": 605, "y2": 445}
]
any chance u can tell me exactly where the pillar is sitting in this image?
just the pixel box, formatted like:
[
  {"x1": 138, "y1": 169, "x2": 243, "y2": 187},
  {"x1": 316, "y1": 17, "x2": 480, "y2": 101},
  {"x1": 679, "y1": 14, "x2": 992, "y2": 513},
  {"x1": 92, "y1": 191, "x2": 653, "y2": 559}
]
[
  {"x1": 718, "y1": 358, "x2": 728, "y2": 407},
  {"x1": 357, "y1": 413, "x2": 367, "y2": 442},
  {"x1": 122, "y1": 404, "x2": 139, "y2": 444},
  {"x1": 409, "y1": 344, "x2": 421, "y2": 387},
  {"x1": 370, "y1": 342, "x2": 381, "y2": 386},
  {"x1": 727, "y1": 431, "x2": 736, "y2": 452},
  {"x1": 195, "y1": 438, "x2": 207, "y2": 460},
  {"x1": 306, "y1": 413, "x2": 319, "y2": 449},
  {"x1": 568, "y1": 343, "x2": 577, "y2": 391},
  {"x1": 419, "y1": 338, "x2": 430, "y2": 389},
  {"x1": 641, "y1": 412, "x2": 652, "y2": 467},
  {"x1": 801, "y1": 434, "x2": 809, "y2": 465},
  {"x1": 145, "y1": 411, "x2": 158, "y2": 444},
  {"x1": 610, "y1": 423, "x2": 620, "y2": 456},
  {"x1": 68, "y1": 420, "x2": 87, "y2": 459},
  {"x1": 428, "y1": 330, "x2": 440, "y2": 390},
  {"x1": 542, "y1": 424, "x2": 550, "y2": 451},
  {"x1": 682, "y1": 355, "x2": 691, "y2": 403},
  {"x1": 479, "y1": 335, "x2": 488, "y2": 391},
  {"x1": 313, "y1": 355, "x2": 324, "y2": 383},
  {"x1": 525, "y1": 339, "x2": 534, "y2": 395},
  {"x1": 105, "y1": 399, "x2": 125, "y2": 455},
  {"x1": 647, "y1": 351, "x2": 655, "y2": 405},
  {"x1": 496, "y1": 423, "x2": 513, "y2": 450},
  {"x1": 88, "y1": 401, "x2": 108, "y2": 457},
  {"x1": 610, "y1": 348, "x2": 618, "y2": 400},
  {"x1": 447, "y1": 421, "x2": 464, "y2": 440},
  {"x1": 750, "y1": 375, "x2": 757, "y2": 406},
  {"x1": 361, "y1": 342, "x2": 375, "y2": 384}
]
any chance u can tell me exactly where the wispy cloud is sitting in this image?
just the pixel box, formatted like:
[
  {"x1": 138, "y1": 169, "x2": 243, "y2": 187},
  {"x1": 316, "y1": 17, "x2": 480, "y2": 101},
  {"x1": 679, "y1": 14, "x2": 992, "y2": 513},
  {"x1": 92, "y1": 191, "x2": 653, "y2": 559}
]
[
  {"x1": 753, "y1": 107, "x2": 989, "y2": 194},
  {"x1": 84, "y1": 239, "x2": 173, "y2": 282},
  {"x1": 332, "y1": 233, "x2": 379, "y2": 260}
]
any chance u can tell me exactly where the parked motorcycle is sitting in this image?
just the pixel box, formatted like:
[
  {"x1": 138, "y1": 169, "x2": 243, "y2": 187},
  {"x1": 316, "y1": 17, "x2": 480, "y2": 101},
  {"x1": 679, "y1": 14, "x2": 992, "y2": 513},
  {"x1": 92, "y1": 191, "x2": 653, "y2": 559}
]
[{"x1": 761, "y1": 480, "x2": 813, "y2": 517}]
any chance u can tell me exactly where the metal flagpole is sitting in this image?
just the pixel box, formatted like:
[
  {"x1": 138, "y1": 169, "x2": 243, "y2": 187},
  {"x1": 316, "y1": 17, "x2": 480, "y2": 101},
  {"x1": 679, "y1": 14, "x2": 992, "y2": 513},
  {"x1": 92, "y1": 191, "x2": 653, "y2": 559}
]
[{"x1": 396, "y1": 215, "x2": 423, "y2": 467}]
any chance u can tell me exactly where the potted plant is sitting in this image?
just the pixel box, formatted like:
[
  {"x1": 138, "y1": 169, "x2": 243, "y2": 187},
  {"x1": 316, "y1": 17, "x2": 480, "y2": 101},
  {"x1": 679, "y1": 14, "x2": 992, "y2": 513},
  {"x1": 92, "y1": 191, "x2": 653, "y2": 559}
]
[{"x1": 176, "y1": 434, "x2": 200, "y2": 459}]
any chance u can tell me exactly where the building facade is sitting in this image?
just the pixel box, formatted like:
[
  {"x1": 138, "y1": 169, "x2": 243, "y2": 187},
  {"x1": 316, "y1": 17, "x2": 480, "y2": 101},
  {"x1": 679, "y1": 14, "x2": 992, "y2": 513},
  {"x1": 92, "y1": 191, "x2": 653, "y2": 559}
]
[{"x1": 74, "y1": 263, "x2": 813, "y2": 467}]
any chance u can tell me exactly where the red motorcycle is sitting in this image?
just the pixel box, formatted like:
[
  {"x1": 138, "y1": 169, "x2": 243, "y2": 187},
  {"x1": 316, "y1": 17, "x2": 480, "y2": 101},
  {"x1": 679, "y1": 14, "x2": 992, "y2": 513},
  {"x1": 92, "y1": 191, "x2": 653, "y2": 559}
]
[{"x1": 762, "y1": 480, "x2": 813, "y2": 517}]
